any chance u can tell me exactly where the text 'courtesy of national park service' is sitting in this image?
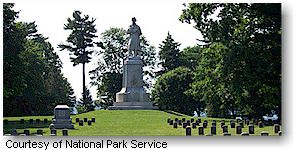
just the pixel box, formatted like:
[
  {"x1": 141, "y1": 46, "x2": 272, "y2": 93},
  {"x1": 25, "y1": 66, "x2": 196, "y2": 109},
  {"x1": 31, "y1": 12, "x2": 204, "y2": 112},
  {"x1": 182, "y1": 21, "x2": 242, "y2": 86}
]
[{"x1": 5, "y1": 139, "x2": 168, "y2": 150}]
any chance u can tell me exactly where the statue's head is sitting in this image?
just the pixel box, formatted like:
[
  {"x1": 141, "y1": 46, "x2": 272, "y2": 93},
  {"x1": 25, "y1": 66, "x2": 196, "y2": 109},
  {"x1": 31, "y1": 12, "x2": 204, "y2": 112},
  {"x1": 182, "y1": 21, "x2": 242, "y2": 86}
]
[{"x1": 132, "y1": 17, "x2": 137, "y2": 23}]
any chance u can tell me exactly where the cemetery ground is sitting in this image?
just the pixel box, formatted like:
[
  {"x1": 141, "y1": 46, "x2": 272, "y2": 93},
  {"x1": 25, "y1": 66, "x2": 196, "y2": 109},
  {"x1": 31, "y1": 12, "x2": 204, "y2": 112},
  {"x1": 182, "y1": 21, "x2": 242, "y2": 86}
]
[{"x1": 3, "y1": 110, "x2": 280, "y2": 136}]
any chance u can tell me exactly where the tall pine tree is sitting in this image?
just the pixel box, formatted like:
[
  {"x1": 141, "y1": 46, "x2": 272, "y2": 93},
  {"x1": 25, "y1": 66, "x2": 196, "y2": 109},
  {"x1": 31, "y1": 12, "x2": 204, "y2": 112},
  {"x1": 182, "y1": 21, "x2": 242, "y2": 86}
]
[
  {"x1": 158, "y1": 32, "x2": 181, "y2": 74},
  {"x1": 59, "y1": 10, "x2": 102, "y2": 111}
]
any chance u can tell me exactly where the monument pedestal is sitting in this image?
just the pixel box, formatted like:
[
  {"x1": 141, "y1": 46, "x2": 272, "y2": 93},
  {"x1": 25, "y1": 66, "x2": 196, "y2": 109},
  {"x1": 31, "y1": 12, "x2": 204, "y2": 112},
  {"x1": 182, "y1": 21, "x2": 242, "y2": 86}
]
[{"x1": 109, "y1": 56, "x2": 157, "y2": 110}]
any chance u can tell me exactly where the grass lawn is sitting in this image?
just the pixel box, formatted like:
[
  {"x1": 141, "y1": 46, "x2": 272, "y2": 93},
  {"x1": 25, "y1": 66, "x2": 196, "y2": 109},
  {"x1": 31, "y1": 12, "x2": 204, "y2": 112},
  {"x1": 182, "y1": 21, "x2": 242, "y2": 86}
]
[{"x1": 3, "y1": 110, "x2": 280, "y2": 136}]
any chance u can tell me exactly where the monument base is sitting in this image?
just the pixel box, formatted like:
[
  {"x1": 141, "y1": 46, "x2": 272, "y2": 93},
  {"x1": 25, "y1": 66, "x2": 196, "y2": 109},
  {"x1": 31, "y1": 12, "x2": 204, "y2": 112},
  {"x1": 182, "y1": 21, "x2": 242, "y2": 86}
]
[
  {"x1": 49, "y1": 118, "x2": 74, "y2": 129},
  {"x1": 108, "y1": 102, "x2": 158, "y2": 110}
]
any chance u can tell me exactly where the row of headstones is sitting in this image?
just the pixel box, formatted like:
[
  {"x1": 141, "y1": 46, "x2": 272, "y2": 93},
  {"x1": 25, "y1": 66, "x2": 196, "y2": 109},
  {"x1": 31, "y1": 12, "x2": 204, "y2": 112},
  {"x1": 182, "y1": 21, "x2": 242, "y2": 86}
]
[
  {"x1": 167, "y1": 118, "x2": 270, "y2": 128},
  {"x1": 4, "y1": 128, "x2": 68, "y2": 136},
  {"x1": 75, "y1": 117, "x2": 96, "y2": 126},
  {"x1": 184, "y1": 126, "x2": 282, "y2": 136},
  {"x1": 4, "y1": 118, "x2": 49, "y2": 125},
  {"x1": 167, "y1": 118, "x2": 282, "y2": 136}
]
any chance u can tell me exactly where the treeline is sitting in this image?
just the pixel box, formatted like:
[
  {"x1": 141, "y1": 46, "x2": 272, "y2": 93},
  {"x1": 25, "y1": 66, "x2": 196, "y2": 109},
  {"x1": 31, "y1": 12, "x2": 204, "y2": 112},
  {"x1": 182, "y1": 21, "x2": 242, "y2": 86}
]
[
  {"x1": 3, "y1": 4, "x2": 76, "y2": 116},
  {"x1": 152, "y1": 3, "x2": 281, "y2": 121}
]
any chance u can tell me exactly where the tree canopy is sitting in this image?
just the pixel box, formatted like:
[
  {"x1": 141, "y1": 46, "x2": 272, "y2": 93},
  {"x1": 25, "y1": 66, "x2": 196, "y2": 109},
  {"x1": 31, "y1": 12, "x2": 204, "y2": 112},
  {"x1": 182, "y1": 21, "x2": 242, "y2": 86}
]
[
  {"x1": 3, "y1": 3, "x2": 75, "y2": 116},
  {"x1": 179, "y1": 3, "x2": 281, "y2": 119}
]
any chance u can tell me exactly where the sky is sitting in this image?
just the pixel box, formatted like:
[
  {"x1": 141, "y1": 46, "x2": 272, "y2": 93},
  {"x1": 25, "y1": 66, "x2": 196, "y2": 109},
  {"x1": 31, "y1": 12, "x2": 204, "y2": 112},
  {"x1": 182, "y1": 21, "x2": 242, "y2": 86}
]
[{"x1": 13, "y1": 1, "x2": 203, "y2": 99}]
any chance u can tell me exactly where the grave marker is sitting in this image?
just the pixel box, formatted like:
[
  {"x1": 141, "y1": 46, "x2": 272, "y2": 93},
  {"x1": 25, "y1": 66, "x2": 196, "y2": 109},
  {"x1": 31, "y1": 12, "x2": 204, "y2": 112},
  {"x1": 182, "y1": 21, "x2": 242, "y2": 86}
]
[
  {"x1": 186, "y1": 127, "x2": 191, "y2": 136},
  {"x1": 211, "y1": 126, "x2": 216, "y2": 135},
  {"x1": 236, "y1": 125, "x2": 242, "y2": 135},
  {"x1": 222, "y1": 125, "x2": 228, "y2": 133},
  {"x1": 274, "y1": 124, "x2": 280, "y2": 133},
  {"x1": 11, "y1": 129, "x2": 17, "y2": 136},
  {"x1": 260, "y1": 131, "x2": 269, "y2": 136},
  {"x1": 37, "y1": 129, "x2": 43, "y2": 135},
  {"x1": 198, "y1": 127, "x2": 204, "y2": 135},
  {"x1": 92, "y1": 117, "x2": 96, "y2": 123},
  {"x1": 249, "y1": 125, "x2": 255, "y2": 134},
  {"x1": 62, "y1": 129, "x2": 68, "y2": 136},
  {"x1": 24, "y1": 130, "x2": 30, "y2": 136},
  {"x1": 173, "y1": 122, "x2": 178, "y2": 128}
]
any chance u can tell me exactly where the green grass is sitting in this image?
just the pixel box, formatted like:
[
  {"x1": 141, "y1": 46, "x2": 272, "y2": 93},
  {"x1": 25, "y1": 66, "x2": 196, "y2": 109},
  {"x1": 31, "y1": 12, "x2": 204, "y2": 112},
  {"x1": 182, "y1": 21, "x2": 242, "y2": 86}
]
[{"x1": 3, "y1": 110, "x2": 280, "y2": 136}]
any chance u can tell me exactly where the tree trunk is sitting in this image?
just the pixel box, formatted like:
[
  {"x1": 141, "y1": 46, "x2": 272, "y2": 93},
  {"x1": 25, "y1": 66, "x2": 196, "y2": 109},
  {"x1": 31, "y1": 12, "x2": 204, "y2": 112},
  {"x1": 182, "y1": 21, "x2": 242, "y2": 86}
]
[{"x1": 82, "y1": 62, "x2": 86, "y2": 105}]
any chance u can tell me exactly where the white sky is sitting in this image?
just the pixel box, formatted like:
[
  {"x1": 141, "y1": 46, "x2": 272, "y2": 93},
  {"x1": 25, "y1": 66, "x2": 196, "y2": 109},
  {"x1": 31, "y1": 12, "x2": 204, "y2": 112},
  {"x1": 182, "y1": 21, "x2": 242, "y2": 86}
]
[{"x1": 13, "y1": 1, "x2": 202, "y2": 99}]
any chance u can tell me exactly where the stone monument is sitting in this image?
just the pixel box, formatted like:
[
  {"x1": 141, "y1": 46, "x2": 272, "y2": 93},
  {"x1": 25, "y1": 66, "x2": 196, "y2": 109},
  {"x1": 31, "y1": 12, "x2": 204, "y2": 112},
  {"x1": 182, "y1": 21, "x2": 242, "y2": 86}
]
[
  {"x1": 49, "y1": 105, "x2": 74, "y2": 129},
  {"x1": 109, "y1": 17, "x2": 157, "y2": 110}
]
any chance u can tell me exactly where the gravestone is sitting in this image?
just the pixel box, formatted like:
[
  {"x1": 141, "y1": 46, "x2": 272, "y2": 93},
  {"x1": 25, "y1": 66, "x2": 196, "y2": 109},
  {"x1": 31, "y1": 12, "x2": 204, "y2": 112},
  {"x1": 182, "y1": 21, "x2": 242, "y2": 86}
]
[
  {"x1": 167, "y1": 118, "x2": 170, "y2": 123},
  {"x1": 190, "y1": 118, "x2": 194, "y2": 123},
  {"x1": 24, "y1": 130, "x2": 30, "y2": 136},
  {"x1": 246, "y1": 119, "x2": 250, "y2": 125},
  {"x1": 76, "y1": 118, "x2": 80, "y2": 123},
  {"x1": 51, "y1": 129, "x2": 57, "y2": 135},
  {"x1": 4, "y1": 134, "x2": 12, "y2": 136},
  {"x1": 88, "y1": 120, "x2": 92, "y2": 126},
  {"x1": 37, "y1": 129, "x2": 43, "y2": 135},
  {"x1": 203, "y1": 122, "x2": 207, "y2": 128},
  {"x1": 178, "y1": 120, "x2": 182, "y2": 125},
  {"x1": 239, "y1": 121, "x2": 244, "y2": 128},
  {"x1": 186, "y1": 120, "x2": 191, "y2": 126},
  {"x1": 79, "y1": 120, "x2": 84, "y2": 126},
  {"x1": 274, "y1": 124, "x2": 280, "y2": 133},
  {"x1": 212, "y1": 122, "x2": 216, "y2": 127},
  {"x1": 222, "y1": 125, "x2": 228, "y2": 133},
  {"x1": 29, "y1": 119, "x2": 34, "y2": 124},
  {"x1": 11, "y1": 129, "x2": 18, "y2": 136},
  {"x1": 169, "y1": 120, "x2": 174, "y2": 125},
  {"x1": 198, "y1": 118, "x2": 201, "y2": 123},
  {"x1": 236, "y1": 125, "x2": 242, "y2": 135},
  {"x1": 258, "y1": 121, "x2": 264, "y2": 128},
  {"x1": 49, "y1": 105, "x2": 74, "y2": 129},
  {"x1": 173, "y1": 122, "x2": 178, "y2": 128},
  {"x1": 253, "y1": 118, "x2": 258, "y2": 125},
  {"x1": 223, "y1": 133, "x2": 231, "y2": 136},
  {"x1": 249, "y1": 125, "x2": 255, "y2": 134},
  {"x1": 62, "y1": 129, "x2": 68, "y2": 136},
  {"x1": 278, "y1": 131, "x2": 282, "y2": 136},
  {"x1": 195, "y1": 120, "x2": 200, "y2": 126},
  {"x1": 260, "y1": 131, "x2": 269, "y2": 136},
  {"x1": 44, "y1": 118, "x2": 48, "y2": 124},
  {"x1": 36, "y1": 119, "x2": 41, "y2": 124},
  {"x1": 182, "y1": 118, "x2": 186, "y2": 123},
  {"x1": 84, "y1": 118, "x2": 88, "y2": 122},
  {"x1": 174, "y1": 118, "x2": 178, "y2": 122},
  {"x1": 211, "y1": 126, "x2": 216, "y2": 135},
  {"x1": 92, "y1": 117, "x2": 96, "y2": 123},
  {"x1": 186, "y1": 127, "x2": 191, "y2": 136},
  {"x1": 220, "y1": 122, "x2": 225, "y2": 128},
  {"x1": 230, "y1": 122, "x2": 235, "y2": 128},
  {"x1": 192, "y1": 122, "x2": 197, "y2": 129},
  {"x1": 241, "y1": 132, "x2": 249, "y2": 136},
  {"x1": 182, "y1": 123, "x2": 187, "y2": 128},
  {"x1": 198, "y1": 127, "x2": 204, "y2": 135}
]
